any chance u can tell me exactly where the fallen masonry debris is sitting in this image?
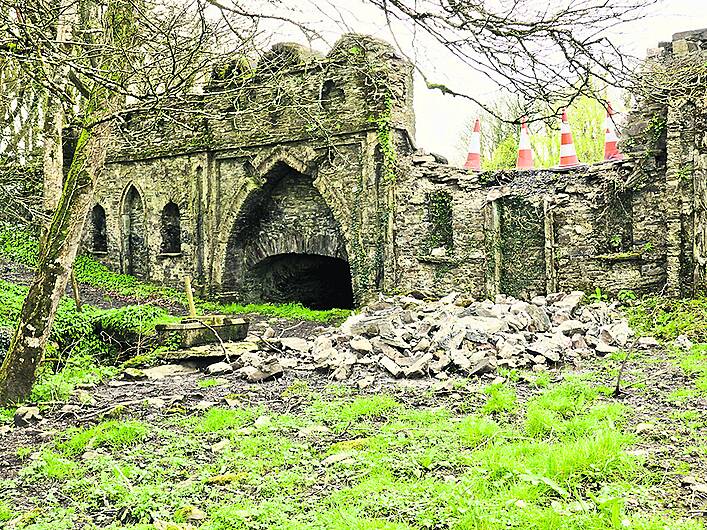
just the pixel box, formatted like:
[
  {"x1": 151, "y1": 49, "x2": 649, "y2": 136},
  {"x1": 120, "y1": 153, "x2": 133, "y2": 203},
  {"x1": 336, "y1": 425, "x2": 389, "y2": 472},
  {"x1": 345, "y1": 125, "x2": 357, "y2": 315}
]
[{"x1": 162, "y1": 291, "x2": 648, "y2": 383}]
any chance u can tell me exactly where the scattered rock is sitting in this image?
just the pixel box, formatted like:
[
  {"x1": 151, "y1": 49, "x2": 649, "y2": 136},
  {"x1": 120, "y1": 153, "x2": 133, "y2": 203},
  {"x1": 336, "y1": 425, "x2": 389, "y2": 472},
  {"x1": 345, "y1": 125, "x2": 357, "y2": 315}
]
[
  {"x1": 188, "y1": 292, "x2": 635, "y2": 384},
  {"x1": 637, "y1": 336, "x2": 660, "y2": 349},
  {"x1": 350, "y1": 337, "x2": 373, "y2": 354},
  {"x1": 280, "y1": 337, "x2": 310, "y2": 353},
  {"x1": 121, "y1": 368, "x2": 147, "y2": 381},
  {"x1": 379, "y1": 356, "x2": 402, "y2": 377},
  {"x1": 14, "y1": 406, "x2": 41, "y2": 427},
  {"x1": 206, "y1": 361, "x2": 233, "y2": 375}
]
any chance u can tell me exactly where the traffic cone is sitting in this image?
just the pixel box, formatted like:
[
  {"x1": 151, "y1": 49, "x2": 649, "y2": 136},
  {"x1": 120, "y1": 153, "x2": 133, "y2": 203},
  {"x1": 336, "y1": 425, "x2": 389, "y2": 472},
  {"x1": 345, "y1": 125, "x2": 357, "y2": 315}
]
[
  {"x1": 604, "y1": 103, "x2": 623, "y2": 161},
  {"x1": 516, "y1": 117, "x2": 534, "y2": 170},
  {"x1": 463, "y1": 118, "x2": 481, "y2": 171},
  {"x1": 558, "y1": 109, "x2": 581, "y2": 168}
]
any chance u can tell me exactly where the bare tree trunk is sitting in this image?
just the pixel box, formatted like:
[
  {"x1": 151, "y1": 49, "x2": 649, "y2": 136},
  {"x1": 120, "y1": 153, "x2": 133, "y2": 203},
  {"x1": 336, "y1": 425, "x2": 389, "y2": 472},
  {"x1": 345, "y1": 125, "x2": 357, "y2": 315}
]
[
  {"x1": 42, "y1": 0, "x2": 79, "y2": 214},
  {"x1": 0, "y1": 122, "x2": 111, "y2": 405},
  {"x1": 42, "y1": 97, "x2": 65, "y2": 213}
]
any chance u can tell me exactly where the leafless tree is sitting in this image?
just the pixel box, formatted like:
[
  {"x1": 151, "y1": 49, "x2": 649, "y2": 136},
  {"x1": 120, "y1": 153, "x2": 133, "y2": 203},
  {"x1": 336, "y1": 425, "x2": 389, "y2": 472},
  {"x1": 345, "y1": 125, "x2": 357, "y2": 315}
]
[{"x1": 0, "y1": 0, "x2": 259, "y2": 404}]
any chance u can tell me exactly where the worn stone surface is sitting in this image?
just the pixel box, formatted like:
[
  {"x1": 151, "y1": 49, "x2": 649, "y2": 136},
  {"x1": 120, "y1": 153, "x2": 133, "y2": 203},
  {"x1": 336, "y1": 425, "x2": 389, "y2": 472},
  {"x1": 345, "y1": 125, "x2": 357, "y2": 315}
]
[{"x1": 81, "y1": 31, "x2": 707, "y2": 306}]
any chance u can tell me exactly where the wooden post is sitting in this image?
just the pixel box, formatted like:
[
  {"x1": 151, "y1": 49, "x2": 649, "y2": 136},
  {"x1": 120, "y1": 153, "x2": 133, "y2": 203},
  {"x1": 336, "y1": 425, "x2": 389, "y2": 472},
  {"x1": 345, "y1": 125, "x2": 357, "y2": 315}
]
[
  {"x1": 70, "y1": 269, "x2": 82, "y2": 313},
  {"x1": 185, "y1": 276, "x2": 197, "y2": 317}
]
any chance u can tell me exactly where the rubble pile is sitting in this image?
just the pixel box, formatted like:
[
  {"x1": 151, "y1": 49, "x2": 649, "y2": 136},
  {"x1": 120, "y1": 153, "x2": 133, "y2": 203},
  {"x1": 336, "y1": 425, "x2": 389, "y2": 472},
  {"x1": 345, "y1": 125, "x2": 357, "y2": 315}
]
[{"x1": 222, "y1": 291, "x2": 646, "y2": 383}]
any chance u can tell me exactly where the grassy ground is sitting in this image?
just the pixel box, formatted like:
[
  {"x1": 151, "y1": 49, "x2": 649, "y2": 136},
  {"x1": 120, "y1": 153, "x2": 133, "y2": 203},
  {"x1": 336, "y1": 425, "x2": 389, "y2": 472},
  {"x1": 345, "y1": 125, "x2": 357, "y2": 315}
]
[
  {"x1": 0, "y1": 323, "x2": 705, "y2": 529},
  {"x1": 0, "y1": 368, "x2": 702, "y2": 529},
  {"x1": 0, "y1": 225, "x2": 351, "y2": 325}
]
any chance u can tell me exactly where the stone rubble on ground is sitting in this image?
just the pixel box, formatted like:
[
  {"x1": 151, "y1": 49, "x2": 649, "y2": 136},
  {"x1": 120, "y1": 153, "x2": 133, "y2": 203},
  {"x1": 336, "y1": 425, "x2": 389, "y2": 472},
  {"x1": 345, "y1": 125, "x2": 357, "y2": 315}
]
[{"x1": 206, "y1": 291, "x2": 647, "y2": 383}]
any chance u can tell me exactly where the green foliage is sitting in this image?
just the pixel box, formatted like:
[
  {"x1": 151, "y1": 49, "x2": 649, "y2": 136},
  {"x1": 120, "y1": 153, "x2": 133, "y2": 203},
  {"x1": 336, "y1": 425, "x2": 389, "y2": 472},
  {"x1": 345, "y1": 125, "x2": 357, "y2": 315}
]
[
  {"x1": 626, "y1": 296, "x2": 707, "y2": 342},
  {"x1": 482, "y1": 383, "x2": 517, "y2": 413},
  {"x1": 482, "y1": 134, "x2": 518, "y2": 171},
  {"x1": 195, "y1": 407, "x2": 264, "y2": 433},
  {"x1": 56, "y1": 420, "x2": 149, "y2": 456},
  {"x1": 587, "y1": 287, "x2": 608, "y2": 303},
  {"x1": 0, "y1": 501, "x2": 13, "y2": 522},
  {"x1": 0, "y1": 223, "x2": 38, "y2": 266},
  {"x1": 473, "y1": 94, "x2": 607, "y2": 169},
  {"x1": 198, "y1": 378, "x2": 225, "y2": 388},
  {"x1": 21, "y1": 449, "x2": 81, "y2": 480},
  {"x1": 372, "y1": 94, "x2": 397, "y2": 183},
  {"x1": 215, "y1": 301, "x2": 351, "y2": 323},
  {"x1": 424, "y1": 191, "x2": 454, "y2": 254},
  {"x1": 617, "y1": 289, "x2": 637, "y2": 304},
  {"x1": 8, "y1": 383, "x2": 697, "y2": 529}
]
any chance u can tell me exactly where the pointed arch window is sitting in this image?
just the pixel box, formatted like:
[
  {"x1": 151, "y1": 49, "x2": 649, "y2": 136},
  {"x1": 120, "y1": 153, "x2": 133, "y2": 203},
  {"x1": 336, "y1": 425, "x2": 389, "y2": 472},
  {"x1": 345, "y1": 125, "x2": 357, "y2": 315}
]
[
  {"x1": 161, "y1": 201, "x2": 181, "y2": 254},
  {"x1": 91, "y1": 204, "x2": 107, "y2": 252}
]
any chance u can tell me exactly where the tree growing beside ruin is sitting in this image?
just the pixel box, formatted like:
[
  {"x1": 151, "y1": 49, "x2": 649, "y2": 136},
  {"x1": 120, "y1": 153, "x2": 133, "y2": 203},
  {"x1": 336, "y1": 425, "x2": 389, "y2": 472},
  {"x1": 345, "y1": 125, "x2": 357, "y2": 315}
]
[{"x1": 0, "y1": 0, "x2": 257, "y2": 404}]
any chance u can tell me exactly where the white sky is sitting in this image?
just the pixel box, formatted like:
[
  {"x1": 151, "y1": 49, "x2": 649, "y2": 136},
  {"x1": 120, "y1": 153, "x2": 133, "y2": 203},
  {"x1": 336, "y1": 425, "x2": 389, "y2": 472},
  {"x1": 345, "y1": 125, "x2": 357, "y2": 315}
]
[{"x1": 258, "y1": 0, "x2": 707, "y2": 164}]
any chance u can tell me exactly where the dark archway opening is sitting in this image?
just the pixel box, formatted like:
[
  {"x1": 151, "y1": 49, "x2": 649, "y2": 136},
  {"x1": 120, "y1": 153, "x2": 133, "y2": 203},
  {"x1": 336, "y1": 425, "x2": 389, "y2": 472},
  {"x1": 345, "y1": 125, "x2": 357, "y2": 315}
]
[
  {"x1": 124, "y1": 185, "x2": 148, "y2": 279},
  {"x1": 160, "y1": 201, "x2": 181, "y2": 254},
  {"x1": 91, "y1": 204, "x2": 107, "y2": 252},
  {"x1": 252, "y1": 253, "x2": 354, "y2": 310}
]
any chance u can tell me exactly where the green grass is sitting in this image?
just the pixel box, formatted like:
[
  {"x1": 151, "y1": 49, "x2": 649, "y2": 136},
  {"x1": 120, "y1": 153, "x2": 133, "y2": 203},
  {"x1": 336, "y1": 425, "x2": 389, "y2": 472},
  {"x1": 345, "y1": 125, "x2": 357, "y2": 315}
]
[
  {"x1": 198, "y1": 377, "x2": 226, "y2": 388},
  {"x1": 482, "y1": 382, "x2": 517, "y2": 413},
  {"x1": 56, "y1": 420, "x2": 150, "y2": 456},
  {"x1": 627, "y1": 295, "x2": 707, "y2": 342},
  {"x1": 3, "y1": 379, "x2": 696, "y2": 530},
  {"x1": 0, "y1": 500, "x2": 14, "y2": 522}
]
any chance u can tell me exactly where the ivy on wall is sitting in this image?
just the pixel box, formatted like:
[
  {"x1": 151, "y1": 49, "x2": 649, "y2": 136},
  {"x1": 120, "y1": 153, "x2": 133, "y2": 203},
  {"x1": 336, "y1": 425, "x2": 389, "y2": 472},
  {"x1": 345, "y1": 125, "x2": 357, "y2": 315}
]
[{"x1": 424, "y1": 191, "x2": 454, "y2": 254}]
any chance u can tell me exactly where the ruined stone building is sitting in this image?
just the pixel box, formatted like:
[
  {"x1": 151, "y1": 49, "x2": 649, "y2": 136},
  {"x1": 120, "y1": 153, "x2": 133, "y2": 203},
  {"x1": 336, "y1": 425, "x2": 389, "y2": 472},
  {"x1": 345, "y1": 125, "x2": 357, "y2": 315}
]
[{"x1": 84, "y1": 30, "x2": 707, "y2": 309}]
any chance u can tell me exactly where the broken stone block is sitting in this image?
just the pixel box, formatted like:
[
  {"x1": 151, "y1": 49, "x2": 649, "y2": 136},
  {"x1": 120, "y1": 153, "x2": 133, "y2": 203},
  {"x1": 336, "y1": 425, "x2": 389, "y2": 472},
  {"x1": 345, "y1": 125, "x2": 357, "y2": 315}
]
[
  {"x1": 379, "y1": 356, "x2": 403, "y2": 377},
  {"x1": 556, "y1": 319, "x2": 586, "y2": 335},
  {"x1": 14, "y1": 406, "x2": 41, "y2": 427},
  {"x1": 595, "y1": 340, "x2": 619, "y2": 355},
  {"x1": 238, "y1": 360, "x2": 283, "y2": 382},
  {"x1": 280, "y1": 337, "x2": 310, "y2": 354},
  {"x1": 403, "y1": 352, "x2": 434, "y2": 378},
  {"x1": 450, "y1": 348, "x2": 472, "y2": 370},
  {"x1": 552, "y1": 291, "x2": 585, "y2": 313},
  {"x1": 459, "y1": 316, "x2": 508, "y2": 335},
  {"x1": 413, "y1": 337, "x2": 431, "y2": 352},
  {"x1": 121, "y1": 367, "x2": 147, "y2": 381},
  {"x1": 606, "y1": 321, "x2": 633, "y2": 347},
  {"x1": 349, "y1": 337, "x2": 373, "y2": 354},
  {"x1": 525, "y1": 304, "x2": 551, "y2": 332},
  {"x1": 429, "y1": 352, "x2": 451, "y2": 373},
  {"x1": 206, "y1": 361, "x2": 233, "y2": 375},
  {"x1": 637, "y1": 336, "x2": 660, "y2": 349},
  {"x1": 468, "y1": 358, "x2": 493, "y2": 376}
]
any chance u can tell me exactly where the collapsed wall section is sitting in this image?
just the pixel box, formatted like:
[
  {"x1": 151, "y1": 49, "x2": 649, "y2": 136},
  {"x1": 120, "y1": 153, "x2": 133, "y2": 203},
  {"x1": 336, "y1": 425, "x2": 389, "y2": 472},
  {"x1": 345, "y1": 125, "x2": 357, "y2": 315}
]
[{"x1": 396, "y1": 157, "x2": 668, "y2": 299}]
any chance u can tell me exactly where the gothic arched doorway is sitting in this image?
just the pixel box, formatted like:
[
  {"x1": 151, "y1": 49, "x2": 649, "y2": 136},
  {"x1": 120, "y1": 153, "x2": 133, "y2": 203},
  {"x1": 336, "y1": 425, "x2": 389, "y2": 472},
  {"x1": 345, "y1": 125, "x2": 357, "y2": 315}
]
[
  {"x1": 122, "y1": 185, "x2": 148, "y2": 279},
  {"x1": 223, "y1": 163, "x2": 353, "y2": 309}
]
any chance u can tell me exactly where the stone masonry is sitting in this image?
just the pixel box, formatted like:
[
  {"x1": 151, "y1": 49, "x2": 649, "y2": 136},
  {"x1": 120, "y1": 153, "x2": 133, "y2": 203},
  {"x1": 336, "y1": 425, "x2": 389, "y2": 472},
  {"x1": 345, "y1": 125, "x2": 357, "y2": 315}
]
[{"x1": 83, "y1": 30, "x2": 707, "y2": 308}]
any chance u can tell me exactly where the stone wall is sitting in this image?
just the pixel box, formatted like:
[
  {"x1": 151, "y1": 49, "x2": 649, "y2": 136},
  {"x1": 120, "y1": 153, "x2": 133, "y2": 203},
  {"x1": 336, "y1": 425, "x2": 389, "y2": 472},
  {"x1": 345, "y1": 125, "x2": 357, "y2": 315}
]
[
  {"x1": 88, "y1": 34, "x2": 412, "y2": 307},
  {"x1": 84, "y1": 29, "x2": 707, "y2": 307},
  {"x1": 395, "y1": 158, "x2": 669, "y2": 300}
]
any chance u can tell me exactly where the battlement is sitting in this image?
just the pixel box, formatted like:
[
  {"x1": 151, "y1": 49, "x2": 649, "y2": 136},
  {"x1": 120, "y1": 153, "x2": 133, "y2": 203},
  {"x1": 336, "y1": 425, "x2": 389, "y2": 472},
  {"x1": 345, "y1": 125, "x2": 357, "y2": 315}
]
[{"x1": 110, "y1": 34, "x2": 415, "y2": 162}]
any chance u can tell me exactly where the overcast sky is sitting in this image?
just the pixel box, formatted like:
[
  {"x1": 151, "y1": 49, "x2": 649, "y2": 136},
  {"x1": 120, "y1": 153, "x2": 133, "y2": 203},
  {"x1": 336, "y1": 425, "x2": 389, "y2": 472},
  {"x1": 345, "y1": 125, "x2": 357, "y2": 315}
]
[{"x1": 259, "y1": 0, "x2": 707, "y2": 165}]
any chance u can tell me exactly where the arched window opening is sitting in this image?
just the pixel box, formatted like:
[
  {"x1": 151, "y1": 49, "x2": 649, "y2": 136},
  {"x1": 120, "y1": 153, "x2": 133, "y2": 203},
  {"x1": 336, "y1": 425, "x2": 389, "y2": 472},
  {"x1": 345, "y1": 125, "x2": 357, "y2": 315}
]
[
  {"x1": 320, "y1": 79, "x2": 344, "y2": 110},
  {"x1": 161, "y1": 201, "x2": 181, "y2": 254},
  {"x1": 91, "y1": 204, "x2": 107, "y2": 252}
]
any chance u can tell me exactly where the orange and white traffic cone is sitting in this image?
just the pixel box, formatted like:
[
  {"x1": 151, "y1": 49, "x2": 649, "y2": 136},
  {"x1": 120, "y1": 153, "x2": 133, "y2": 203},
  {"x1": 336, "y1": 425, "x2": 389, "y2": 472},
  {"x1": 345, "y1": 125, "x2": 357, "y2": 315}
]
[
  {"x1": 558, "y1": 109, "x2": 581, "y2": 168},
  {"x1": 463, "y1": 118, "x2": 481, "y2": 171},
  {"x1": 516, "y1": 117, "x2": 534, "y2": 170},
  {"x1": 604, "y1": 103, "x2": 623, "y2": 161}
]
